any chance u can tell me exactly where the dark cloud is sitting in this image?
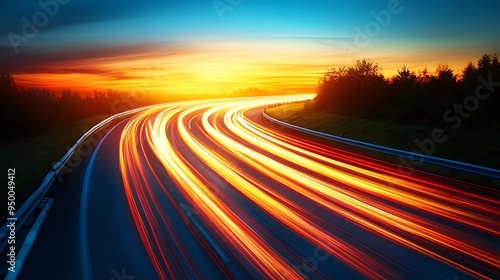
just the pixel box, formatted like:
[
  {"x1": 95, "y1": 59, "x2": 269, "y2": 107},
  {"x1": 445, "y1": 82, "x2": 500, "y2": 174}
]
[
  {"x1": 0, "y1": 41, "x2": 185, "y2": 74},
  {"x1": 0, "y1": 0, "x2": 179, "y2": 36}
]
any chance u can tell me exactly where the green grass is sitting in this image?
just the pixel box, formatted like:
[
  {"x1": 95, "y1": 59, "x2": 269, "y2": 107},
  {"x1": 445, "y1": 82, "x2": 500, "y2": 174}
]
[
  {"x1": 0, "y1": 114, "x2": 113, "y2": 210},
  {"x1": 266, "y1": 102, "x2": 500, "y2": 187}
]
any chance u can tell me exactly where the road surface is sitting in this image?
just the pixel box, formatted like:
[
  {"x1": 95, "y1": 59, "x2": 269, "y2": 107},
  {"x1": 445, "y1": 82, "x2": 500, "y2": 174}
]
[{"x1": 17, "y1": 95, "x2": 500, "y2": 279}]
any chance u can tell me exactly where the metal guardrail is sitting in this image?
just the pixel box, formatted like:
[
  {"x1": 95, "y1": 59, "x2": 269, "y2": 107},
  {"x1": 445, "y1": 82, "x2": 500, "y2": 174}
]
[
  {"x1": 2, "y1": 99, "x2": 499, "y2": 264},
  {"x1": 0, "y1": 105, "x2": 155, "y2": 252},
  {"x1": 263, "y1": 109, "x2": 500, "y2": 179}
]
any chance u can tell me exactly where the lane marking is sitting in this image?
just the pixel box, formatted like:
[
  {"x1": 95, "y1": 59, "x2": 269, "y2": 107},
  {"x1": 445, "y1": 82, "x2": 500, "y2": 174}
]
[{"x1": 80, "y1": 123, "x2": 122, "y2": 280}]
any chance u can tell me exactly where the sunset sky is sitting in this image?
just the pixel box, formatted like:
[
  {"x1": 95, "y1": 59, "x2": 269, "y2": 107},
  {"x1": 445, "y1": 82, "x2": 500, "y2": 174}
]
[{"x1": 1, "y1": 0, "x2": 499, "y2": 95}]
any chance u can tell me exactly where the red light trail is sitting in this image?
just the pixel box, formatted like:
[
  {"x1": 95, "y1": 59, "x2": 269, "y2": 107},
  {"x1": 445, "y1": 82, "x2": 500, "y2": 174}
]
[{"x1": 118, "y1": 96, "x2": 500, "y2": 279}]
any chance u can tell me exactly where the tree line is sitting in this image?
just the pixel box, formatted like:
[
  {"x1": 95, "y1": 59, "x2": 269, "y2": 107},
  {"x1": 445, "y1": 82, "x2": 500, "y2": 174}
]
[
  {"x1": 0, "y1": 76, "x2": 284, "y2": 141},
  {"x1": 0, "y1": 76, "x2": 158, "y2": 140},
  {"x1": 2, "y1": 53, "x2": 498, "y2": 140},
  {"x1": 312, "y1": 54, "x2": 500, "y2": 129}
]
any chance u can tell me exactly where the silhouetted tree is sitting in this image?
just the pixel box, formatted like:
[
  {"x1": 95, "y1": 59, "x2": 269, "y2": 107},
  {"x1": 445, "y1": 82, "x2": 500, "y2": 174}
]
[
  {"x1": 461, "y1": 62, "x2": 477, "y2": 82},
  {"x1": 416, "y1": 68, "x2": 433, "y2": 86},
  {"x1": 492, "y1": 54, "x2": 500, "y2": 71},
  {"x1": 315, "y1": 59, "x2": 387, "y2": 116},
  {"x1": 312, "y1": 53, "x2": 499, "y2": 127},
  {"x1": 0, "y1": 76, "x2": 114, "y2": 139},
  {"x1": 476, "y1": 54, "x2": 500, "y2": 80},
  {"x1": 0, "y1": 74, "x2": 16, "y2": 94},
  {"x1": 478, "y1": 54, "x2": 492, "y2": 72},
  {"x1": 392, "y1": 65, "x2": 417, "y2": 93},
  {"x1": 435, "y1": 64, "x2": 456, "y2": 84},
  {"x1": 3, "y1": 52, "x2": 500, "y2": 140}
]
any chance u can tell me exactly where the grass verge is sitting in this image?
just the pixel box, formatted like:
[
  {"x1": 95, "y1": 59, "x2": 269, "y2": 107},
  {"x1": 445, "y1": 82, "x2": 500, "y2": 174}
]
[
  {"x1": 265, "y1": 101, "x2": 500, "y2": 187},
  {"x1": 0, "y1": 114, "x2": 113, "y2": 213}
]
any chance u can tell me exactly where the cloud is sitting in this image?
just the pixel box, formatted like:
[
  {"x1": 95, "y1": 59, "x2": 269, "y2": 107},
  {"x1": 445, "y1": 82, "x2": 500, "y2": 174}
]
[
  {"x1": 0, "y1": 0, "x2": 175, "y2": 35},
  {"x1": 0, "y1": 41, "x2": 187, "y2": 74}
]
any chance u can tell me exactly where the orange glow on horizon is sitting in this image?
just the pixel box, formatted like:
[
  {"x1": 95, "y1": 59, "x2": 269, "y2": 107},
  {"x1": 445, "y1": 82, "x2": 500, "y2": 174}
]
[{"x1": 10, "y1": 40, "x2": 484, "y2": 96}]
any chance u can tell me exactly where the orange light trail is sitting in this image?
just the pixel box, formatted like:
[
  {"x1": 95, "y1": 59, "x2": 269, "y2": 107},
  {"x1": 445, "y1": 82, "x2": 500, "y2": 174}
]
[{"x1": 118, "y1": 95, "x2": 500, "y2": 279}]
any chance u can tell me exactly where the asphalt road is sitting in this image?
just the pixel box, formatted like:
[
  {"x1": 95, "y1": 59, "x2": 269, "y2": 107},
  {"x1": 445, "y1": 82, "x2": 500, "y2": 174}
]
[{"x1": 17, "y1": 95, "x2": 500, "y2": 279}]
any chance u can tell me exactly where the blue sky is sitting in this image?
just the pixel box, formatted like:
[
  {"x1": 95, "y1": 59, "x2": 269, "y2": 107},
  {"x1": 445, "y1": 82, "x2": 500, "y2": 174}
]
[{"x1": 1, "y1": 0, "x2": 499, "y2": 93}]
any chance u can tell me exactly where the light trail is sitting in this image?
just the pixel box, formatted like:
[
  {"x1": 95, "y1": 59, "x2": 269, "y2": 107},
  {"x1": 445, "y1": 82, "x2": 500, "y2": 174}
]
[{"x1": 118, "y1": 95, "x2": 500, "y2": 279}]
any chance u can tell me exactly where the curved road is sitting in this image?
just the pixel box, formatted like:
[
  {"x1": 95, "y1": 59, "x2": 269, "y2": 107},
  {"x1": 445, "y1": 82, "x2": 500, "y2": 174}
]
[{"x1": 19, "y1": 95, "x2": 500, "y2": 279}]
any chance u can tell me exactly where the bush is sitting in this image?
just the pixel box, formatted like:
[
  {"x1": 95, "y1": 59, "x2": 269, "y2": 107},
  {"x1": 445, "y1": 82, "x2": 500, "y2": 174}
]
[
  {"x1": 312, "y1": 54, "x2": 500, "y2": 127},
  {"x1": 314, "y1": 59, "x2": 388, "y2": 116}
]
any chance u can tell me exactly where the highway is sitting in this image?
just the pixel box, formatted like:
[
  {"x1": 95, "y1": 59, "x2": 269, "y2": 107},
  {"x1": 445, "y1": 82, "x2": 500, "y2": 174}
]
[{"x1": 18, "y1": 95, "x2": 500, "y2": 279}]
